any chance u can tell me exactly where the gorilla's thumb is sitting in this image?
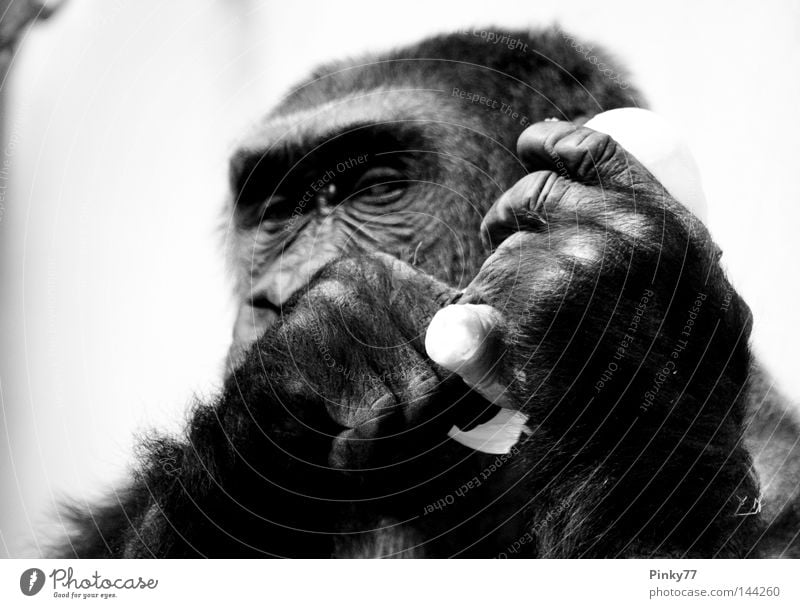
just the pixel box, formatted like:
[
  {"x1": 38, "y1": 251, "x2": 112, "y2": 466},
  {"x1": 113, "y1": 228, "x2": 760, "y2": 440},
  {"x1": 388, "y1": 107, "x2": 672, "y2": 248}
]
[{"x1": 425, "y1": 304, "x2": 513, "y2": 408}]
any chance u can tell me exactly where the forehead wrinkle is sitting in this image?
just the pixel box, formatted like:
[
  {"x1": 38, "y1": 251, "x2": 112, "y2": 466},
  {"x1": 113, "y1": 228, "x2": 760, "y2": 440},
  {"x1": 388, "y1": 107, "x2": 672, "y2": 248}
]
[{"x1": 233, "y1": 88, "x2": 464, "y2": 157}]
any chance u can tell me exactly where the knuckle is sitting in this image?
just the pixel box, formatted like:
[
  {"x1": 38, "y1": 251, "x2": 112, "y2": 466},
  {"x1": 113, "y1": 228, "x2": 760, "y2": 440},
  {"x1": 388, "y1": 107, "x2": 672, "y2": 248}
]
[
  {"x1": 569, "y1": 130, "x2": 615, "y2": 178},
  {"x1": 486, "y1": 172, "x2": 567, "y2": 241}
]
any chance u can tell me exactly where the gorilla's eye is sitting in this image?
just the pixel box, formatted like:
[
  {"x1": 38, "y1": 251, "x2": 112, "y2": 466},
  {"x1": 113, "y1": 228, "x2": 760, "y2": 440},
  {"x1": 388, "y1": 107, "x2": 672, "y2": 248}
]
[
  {"x1": 352, "y1": 167, "x2": 407, "y2": 203},
  {"x1": 261, "y1": 194, "x2": 296, "y2": 221}
]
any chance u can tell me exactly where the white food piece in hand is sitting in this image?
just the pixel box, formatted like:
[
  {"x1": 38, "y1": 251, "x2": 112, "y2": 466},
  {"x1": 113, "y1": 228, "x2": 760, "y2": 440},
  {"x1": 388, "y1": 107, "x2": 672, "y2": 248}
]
[
  {"x1": 425, "y1": 303, "x2": 513, "y2": 408},
  {"x1": 427, "y1": 305, "x2": 531, "y2": 452},
  {"x1": 585, "y1": 108, "x2": 708, "y2": 223},
  {"x1": 424, "y1": 304, "x2": 488, "y2": 371},
  {"x1": 448, "y1": 409, "x2": 532, "y2": 455}
]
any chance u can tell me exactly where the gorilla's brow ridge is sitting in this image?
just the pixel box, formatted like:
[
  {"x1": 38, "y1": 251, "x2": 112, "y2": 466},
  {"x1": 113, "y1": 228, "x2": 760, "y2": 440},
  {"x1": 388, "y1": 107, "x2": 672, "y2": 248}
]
[{"x1": 228, "y1": 119, "x2": 435, "y2": 215}]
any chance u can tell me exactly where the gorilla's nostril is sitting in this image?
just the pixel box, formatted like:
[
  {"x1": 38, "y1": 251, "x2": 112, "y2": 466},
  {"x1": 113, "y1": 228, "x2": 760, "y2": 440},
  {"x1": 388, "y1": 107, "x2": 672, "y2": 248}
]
[{"x1": 250, "y1": 293, "x2": 282, "y2": 313}]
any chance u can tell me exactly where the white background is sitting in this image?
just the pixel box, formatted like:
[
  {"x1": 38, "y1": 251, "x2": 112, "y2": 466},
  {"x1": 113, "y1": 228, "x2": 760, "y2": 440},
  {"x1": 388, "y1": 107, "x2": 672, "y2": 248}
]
[{"x1": 1, "y1": 0, "x2": 799, "y2": 557}]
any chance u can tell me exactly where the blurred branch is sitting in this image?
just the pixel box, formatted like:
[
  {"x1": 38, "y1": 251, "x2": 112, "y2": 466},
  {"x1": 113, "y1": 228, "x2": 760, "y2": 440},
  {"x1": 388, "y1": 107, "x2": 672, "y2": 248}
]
[{"x1": 1, "y1": 0, "x2": 63, "y2": 77}]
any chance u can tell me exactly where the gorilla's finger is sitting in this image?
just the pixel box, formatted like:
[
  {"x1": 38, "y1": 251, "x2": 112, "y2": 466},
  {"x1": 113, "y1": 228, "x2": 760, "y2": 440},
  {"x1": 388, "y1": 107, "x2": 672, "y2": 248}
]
[
  {"x1": 328, "y1": 408, "x2": 399, "y2": 470},
  {"x1": 479, "y1": 170, "x2": 568, "y2": 249},
  {"x1": 425, "y1": 304, "x2": 514, "y2": 408},
  {"x1": 516, "y1": 120, "x2": 648, "y2": 189}
]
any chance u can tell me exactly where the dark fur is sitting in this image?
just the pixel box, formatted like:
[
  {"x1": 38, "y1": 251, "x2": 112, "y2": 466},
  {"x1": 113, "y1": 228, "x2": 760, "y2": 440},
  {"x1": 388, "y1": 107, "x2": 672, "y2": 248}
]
[{"x1": 55, "y1": 27, "x2": 799, "y2": 558}]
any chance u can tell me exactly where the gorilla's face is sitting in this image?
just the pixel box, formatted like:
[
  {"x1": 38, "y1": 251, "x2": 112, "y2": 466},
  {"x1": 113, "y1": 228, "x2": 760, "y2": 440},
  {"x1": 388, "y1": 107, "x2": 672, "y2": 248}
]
[{"x1": 226, "y1": 85, "x2": 522, "y2": 354}]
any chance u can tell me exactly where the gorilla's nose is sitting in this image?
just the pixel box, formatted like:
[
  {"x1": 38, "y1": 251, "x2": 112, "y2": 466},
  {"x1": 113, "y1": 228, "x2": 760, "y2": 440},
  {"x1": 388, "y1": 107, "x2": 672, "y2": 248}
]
[
  {"x1": 250, "y1": 293, "x2": 282, "y2": 314},
  {"x1": 232, "y1": 296, "x2": 280, "y2": 350}
]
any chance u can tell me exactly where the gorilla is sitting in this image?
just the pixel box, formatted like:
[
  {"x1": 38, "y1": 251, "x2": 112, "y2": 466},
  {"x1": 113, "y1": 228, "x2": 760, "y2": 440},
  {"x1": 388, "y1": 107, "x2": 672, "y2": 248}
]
[{"x1": 56, "y1": 27, "x2": 800, "y2": 558}]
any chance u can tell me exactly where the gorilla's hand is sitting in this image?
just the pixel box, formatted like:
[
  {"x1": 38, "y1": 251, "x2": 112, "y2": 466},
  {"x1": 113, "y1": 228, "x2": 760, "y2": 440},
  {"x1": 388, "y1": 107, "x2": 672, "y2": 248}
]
[
  {"x1": 432, "y1": 119, "x2": 753, "y2": 458},
  {"x1": 422, "y1": 120, "x2": 761, "y2": 556}
]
